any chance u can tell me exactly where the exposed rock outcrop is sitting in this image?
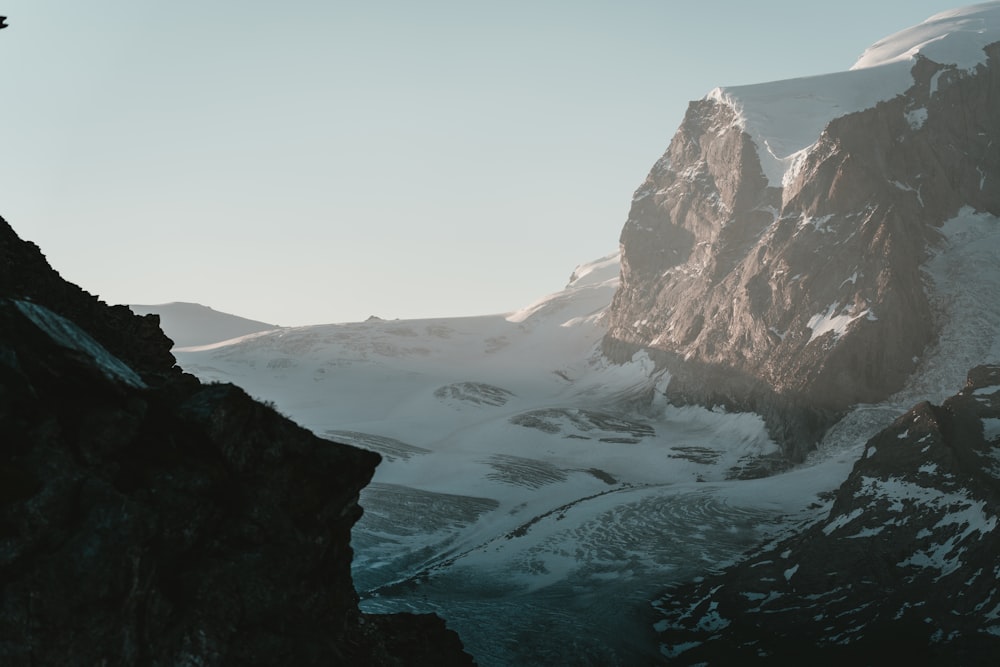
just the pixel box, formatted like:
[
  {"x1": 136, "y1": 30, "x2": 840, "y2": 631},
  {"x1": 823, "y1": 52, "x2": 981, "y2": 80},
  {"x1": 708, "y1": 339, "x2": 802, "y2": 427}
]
[
  {"x1": 605, "y1": 36, "x2": 1000, "y2": 458},
  {"x1": 0, "y1": 217, "x2": 475, "y2": 665},
  {"x1": 654, "y1": 365, "x2": 1000, "y2": 664}
]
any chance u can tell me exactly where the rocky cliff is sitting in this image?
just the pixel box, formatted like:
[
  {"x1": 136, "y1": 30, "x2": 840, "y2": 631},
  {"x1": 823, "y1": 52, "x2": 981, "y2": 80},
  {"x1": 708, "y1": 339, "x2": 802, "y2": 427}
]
[
  {"x1": 604, "y1": 9, "x2": 1000, "y2": 457},
  {"x1": 654, "y1": 364, "x2": 1000, "y2": 664},
  {"x1": 0, "y1": 217, "x2": 474, "y2": 665}
]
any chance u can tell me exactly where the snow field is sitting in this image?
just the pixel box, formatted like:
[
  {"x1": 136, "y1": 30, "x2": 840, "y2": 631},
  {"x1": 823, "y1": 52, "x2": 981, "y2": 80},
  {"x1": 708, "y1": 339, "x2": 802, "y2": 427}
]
[{"x1": 175, "y1": 253, "x2": 839, "y2": 665}]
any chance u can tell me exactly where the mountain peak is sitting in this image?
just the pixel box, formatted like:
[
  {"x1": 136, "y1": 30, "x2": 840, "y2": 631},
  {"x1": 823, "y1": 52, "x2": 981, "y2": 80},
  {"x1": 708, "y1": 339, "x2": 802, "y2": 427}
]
[
  {"x1": 705, "y1": 3, "x2": 1000, "y2": 189},
  {"x1": 607, "y1": 4, "x2": 1000, "y2": 456},
  {"x1": 852, "y1": 1, "x2": 1000, "y2": 71}
]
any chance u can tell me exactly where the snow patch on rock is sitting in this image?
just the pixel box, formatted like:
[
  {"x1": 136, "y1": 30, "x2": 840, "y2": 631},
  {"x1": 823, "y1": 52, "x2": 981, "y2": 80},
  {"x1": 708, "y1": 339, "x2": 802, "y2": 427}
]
[{"x1": 14, "y1": 299, "x2": 146, "y2": 388}]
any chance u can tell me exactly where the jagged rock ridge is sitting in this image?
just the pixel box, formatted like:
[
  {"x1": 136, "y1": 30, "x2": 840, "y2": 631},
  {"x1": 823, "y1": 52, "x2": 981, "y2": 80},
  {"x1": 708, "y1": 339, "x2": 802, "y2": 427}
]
[
  {"x1": 604, "y1": 7, "x2": 1000, "y2": 457},
  {"x1": 653, "y1": 364, "x2": 1000, "y2": 664},
  {"x1": 0, "y1": 217, "x2": 474, "y2": 665}
]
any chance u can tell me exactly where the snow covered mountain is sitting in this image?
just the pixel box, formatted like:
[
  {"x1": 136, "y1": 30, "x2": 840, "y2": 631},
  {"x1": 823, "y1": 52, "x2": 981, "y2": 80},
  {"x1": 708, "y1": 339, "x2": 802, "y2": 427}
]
[
  {"x1": 605, "y1": 2, "x2": 1000, "y2": 459},
  {"x1": 168, "y1": 4, "x2": 1000, "y2": 665}
]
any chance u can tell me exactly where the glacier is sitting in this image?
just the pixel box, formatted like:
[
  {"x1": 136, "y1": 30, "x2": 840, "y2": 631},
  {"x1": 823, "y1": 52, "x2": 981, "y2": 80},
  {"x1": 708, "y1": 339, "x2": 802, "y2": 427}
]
[{"x1": 174, "y1": 253, "x2": 855, "y2": 664}]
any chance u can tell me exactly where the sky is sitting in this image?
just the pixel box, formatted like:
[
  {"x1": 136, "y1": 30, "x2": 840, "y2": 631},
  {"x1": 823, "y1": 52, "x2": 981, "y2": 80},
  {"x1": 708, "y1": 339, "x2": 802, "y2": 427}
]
[{"x1": 0, "y1": 1, "x2": 959, "y2": 326}]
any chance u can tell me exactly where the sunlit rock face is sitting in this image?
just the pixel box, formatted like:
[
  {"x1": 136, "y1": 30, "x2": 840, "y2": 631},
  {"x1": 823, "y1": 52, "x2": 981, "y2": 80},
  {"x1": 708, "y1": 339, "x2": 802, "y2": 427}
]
[
  {"x1": 0, "y1": 217, "x2": 475, "y2": 666},
  {"x1": 604, "y1": 42, "x2": 1000, "y2": 457},
  {"x1": 653, "y1": 364, "x2": 1000, "y2": 664}
]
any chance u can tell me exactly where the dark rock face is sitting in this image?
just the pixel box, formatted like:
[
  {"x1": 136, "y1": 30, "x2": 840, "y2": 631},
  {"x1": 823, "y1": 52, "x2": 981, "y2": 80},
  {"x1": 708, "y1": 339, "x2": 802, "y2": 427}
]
[
  {"x1": 605, "y1": 43, "x2": 1000, "y2": 457},
  {"x1": 0, "y1": 223, "x2": 177, "y2": 381},
  {"x1": 0, "y1": 217, "x2": 475, "y2": 665},
  {"x1": 654, "y1": 365, "x2": 1000, "y2": 664}
]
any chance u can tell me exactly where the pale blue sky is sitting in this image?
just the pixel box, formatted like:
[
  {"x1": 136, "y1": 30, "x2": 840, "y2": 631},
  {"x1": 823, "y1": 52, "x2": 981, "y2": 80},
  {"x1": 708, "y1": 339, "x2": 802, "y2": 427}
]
[{"x1": 1, "y1": 1, "x2": 955, "y2": 325}]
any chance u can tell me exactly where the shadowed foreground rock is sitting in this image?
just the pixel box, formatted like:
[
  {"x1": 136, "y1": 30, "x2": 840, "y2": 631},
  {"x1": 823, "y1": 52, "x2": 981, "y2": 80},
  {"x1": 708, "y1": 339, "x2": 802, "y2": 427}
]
[{"x1": 0, "y1": 216, "x2": 475, "y2": 665}]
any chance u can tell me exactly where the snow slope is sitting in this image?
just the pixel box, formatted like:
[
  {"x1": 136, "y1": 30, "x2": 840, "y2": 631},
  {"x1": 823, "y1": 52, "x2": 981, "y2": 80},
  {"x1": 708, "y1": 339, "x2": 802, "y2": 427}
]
[
  {"x1": 708, "y1": 1, "x2": 1000, "y2": 186},
  {"x1": 815, "y1": 207, "x2": 1000, "y2": 462},
  {"x1": 853, "y1": 2, "x2": 1000, "y2": 71},
  {"x1": 177, "y1": 251, "x2": 795, "y2": 505}
]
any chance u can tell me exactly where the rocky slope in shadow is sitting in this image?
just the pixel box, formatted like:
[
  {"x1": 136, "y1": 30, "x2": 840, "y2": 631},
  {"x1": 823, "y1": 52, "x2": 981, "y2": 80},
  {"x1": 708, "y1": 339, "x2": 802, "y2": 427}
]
[
  {"x1": 604, "y1": 39, "x2": 1000, "y2": 458},
  {"x1": 0, "y1": 217, "x2": 474, "y2": 665},
  {"x1": 654, "y1": 364, "x2": 1000, "y2": 664}
]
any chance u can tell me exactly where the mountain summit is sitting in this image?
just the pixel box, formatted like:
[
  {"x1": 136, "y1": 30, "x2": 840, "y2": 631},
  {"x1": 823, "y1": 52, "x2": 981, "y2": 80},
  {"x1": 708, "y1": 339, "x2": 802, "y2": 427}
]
[{"x1": 604, "y1": 2, "x2": 1000, "y2": 457}]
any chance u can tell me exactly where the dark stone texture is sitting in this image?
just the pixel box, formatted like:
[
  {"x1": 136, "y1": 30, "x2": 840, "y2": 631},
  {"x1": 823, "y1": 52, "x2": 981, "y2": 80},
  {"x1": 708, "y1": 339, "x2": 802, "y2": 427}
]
[{"x1": 0, "y1": 216, "x2": 475, "y2": 665}]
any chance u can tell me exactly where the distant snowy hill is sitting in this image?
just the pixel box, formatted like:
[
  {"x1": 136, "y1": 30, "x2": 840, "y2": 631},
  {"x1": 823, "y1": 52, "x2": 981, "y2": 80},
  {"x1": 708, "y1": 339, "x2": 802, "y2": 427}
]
[
  {"x1": 129, "y1": 301, "x2": 279, "y2": 348},
  {"x1": 169, "y1": 4, "x2": 1000, "y2": 665}
]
